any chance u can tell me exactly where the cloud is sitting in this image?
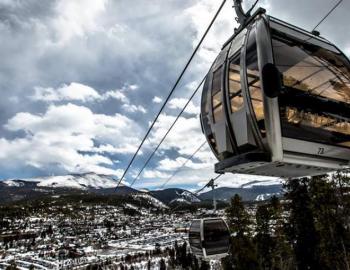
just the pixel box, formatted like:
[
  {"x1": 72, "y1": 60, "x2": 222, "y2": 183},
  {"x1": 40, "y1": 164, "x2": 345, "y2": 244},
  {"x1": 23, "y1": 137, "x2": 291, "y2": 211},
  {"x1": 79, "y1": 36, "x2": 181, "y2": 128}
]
[
  {"x1": 31, "y1": 82, "x2": 132, "y2": 103},
  {"x1": 143, "y1": 169, "x2": 171, "y2": 179},
  {"x1": 158, "y1": 156, "x2": 211, "y2": 171},
  {"x1": 2, "y1": 103, "x2": 141, "y2": 176},
  {"x1": 148, "y1": 113, "x2": 204, "y2": 156},
  {"x1": 30, "y1": 82, "x2": 148, "y2": 114},
  {"x1": 168, "y1": 97, "x2": 200, "y2": 115},
  {"x1": 102, "y1": 89, "x2": 128, "y2": 103},
  {"x1": 128, "y1": 84, "x2": 139, "y2": 91},
  {"x1": 52, "y1": 0, "x2": 108, "y2": 44},
  {"x1": 152, "y1": 96, "x2": 162, "y2": 103},
  {"x1": 184, "y1": 0, "x2": 237, "y2": 65},
  {"x1": 122, "y1": 104, "x2": 147, "y2": 114},
  {"x1": 92, "y1": 144, "x2": 139, "y2": 154},
  {"x1": 31, "y1": 82, "x2": 100, "y2": 102}
]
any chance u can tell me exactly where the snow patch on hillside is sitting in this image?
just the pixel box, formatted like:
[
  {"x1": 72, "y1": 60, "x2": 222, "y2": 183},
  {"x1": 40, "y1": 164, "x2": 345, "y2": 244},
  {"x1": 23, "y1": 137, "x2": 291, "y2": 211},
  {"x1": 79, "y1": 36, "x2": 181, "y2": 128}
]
[
  {"x1": 180, "y1": 190, "x2": 200, "y2": 202},
  {"x1": 124, "y1": 203, "x2": 138, "y2": 210},
  {"x1": 255, "y1": 193, "x2": 281, "y2": 201},
  {"x1": 3, "y1": 180, "x2": 24, "y2": 187},
  {"x1": 169, "y1": 198, "x2": 191, "y2": 205},
  {"x1": 133, "y1": 193, "x2": 168, "y2": 209}
]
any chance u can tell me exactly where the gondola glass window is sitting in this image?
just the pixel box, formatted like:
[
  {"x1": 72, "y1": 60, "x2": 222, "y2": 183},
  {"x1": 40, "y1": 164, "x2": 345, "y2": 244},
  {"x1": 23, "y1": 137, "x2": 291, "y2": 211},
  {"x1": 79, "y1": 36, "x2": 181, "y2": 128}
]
[
  {"x1": 212, "y1": 68, "x2": 223, "y2": 123},
  {"x1": 246, "y1": 29, "x2": 265, "y2": 136},
  {"x1": 203, "y1": 219, "x2": 230, "y2": 256},
  {"x1": 229, "y1": 56, "x2": 243, "y2": 112},
  {"x1": 189, "y1": 220, "x2": 201, "y2": 251},
  {"x1": 272, "y1": 31, "x2": 350, "y2": 148}
]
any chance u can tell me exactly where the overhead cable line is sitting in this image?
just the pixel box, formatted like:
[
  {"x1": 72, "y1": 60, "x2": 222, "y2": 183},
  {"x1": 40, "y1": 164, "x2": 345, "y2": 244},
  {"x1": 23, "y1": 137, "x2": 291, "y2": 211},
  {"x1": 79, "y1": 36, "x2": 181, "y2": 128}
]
[
  {"x1": 159, "y1": 141, "x2": 207, "y2": 189},
  {"x1": 116, "y1": 0, "x2": 227, "y2": 189},
  {"x1": 130, "y1": 77, "x2": 206, "y2": 187},
  {"x1": 312, "y1": 0, "x2": 343, "y2": 31}
]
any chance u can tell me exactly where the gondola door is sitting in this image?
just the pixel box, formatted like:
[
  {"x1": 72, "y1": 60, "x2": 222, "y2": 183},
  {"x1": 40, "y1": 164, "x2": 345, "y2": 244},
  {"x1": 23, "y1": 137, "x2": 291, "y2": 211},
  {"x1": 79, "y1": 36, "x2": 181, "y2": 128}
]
[{"x1": 224, "y1": 28, "x2": 259, "y2": 153}]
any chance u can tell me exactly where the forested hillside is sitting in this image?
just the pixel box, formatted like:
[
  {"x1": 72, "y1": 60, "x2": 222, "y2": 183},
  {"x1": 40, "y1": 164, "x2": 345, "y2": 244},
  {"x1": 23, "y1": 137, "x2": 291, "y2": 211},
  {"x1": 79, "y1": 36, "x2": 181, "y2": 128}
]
[{"x1": 222, "y1": 171, "x2": 350, "y2": 270}]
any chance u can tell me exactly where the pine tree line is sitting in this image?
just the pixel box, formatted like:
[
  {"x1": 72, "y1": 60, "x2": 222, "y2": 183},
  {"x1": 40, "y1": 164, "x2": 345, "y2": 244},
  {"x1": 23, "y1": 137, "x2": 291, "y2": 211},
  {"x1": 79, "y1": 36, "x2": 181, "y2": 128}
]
[{"x1": 222, "y1": 171, "x2": 350, "y2": 270}]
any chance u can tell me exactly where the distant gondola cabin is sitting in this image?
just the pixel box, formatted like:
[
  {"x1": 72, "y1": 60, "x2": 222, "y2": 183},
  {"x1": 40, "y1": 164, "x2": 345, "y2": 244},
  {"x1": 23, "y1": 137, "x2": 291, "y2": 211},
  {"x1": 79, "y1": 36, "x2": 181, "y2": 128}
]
[{"x1": 189, "y1": 218, "x2": 230, "y2": 259}]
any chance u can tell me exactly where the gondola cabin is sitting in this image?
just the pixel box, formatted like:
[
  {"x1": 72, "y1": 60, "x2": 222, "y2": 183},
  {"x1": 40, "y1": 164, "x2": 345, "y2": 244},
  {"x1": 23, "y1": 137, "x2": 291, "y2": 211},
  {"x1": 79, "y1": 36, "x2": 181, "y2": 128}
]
[
  {"x1": 189, "y1": 218, "x2": 230, "y2": 259},
  {"x1": 201, "y1": 9, "x2": 350, "y2": 177}
]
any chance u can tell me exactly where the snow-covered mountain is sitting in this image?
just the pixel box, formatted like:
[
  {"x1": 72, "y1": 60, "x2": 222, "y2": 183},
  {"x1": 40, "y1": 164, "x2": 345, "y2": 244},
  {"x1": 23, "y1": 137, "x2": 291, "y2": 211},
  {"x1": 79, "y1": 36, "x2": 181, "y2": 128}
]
[
  {"x1": 3, "y1": 172, "x2": 119, "y2": 190},
  {"x1": 0, "y1": 173, "x2": 284, "y2": 205}
]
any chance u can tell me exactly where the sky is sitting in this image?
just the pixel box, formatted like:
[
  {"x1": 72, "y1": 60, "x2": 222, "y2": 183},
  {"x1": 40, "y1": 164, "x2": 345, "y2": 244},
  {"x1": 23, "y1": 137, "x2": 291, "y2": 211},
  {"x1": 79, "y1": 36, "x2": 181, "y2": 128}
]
[{"x1": 0, "y1": 0, "x2": 349, "y2": 190}]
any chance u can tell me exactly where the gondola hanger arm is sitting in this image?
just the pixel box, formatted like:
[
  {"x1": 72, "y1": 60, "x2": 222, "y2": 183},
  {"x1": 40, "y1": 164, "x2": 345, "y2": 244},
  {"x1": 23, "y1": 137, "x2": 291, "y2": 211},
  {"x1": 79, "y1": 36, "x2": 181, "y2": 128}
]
[
  {"x1": 233, "y1": 0, "x2": 259, "y2": 26},
  {"x1": 233, "y1": 0, "x2": 248, "y2": 25}
]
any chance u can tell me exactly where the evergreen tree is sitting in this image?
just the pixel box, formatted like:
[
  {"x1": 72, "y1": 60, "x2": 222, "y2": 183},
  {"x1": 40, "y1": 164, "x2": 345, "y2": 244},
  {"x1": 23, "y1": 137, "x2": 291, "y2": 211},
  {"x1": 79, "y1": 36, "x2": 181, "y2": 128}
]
[
  {"x1": 199, "y1": 259, "x2": 210, "y2": 270},
  {"x1": 47, "y1": 224, "x2": 53, "y2": 235},
  {"x1": 268, "y1": 196, "x2": 293, "y2": 270},
  {"x1": 192, "y1": 255, "x2": 199, "y2": 270},
  {"x1": 255, "y1": 204, "x2": 273, "y2": 269},
  {"x1": 168, "y1": 247, "x2": 175, "y2": 268},
  {"x1": 224, "y1": 194, "x2": 258, "y2": 270},
  {"x1": 226, "y1": 195, "x2": 251, "y2": 237},
  {"x1": 155, "y1": 242, "x2": 161, "y2": 255},
  {"x1": 179, "y1": 242, "x2": 190, "y2": 268},
  {"x1": 5, "y1": 261, "x2": 18, "y2": 270},
  {"x1": 333, "y1": 169, "x2": 350, "y2": 267},
  {"x1": 310, "y1": 174, "x2": 350, "y2": 270},
  {"x1": 284, "y1": 178, "x2": 320, "y2": 270},
  {"x1": 159, "y1": 258, "x2": 166, "y2": 270}
]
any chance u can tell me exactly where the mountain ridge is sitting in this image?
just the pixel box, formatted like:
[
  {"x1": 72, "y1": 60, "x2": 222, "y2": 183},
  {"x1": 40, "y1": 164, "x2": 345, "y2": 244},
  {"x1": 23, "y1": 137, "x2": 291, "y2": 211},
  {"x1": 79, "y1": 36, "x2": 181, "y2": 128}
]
[
  {"x1": 198, "y1": 184, "x2": 283, "y2": 202},
  {"x1": 0, "y1": 173, "x2": 284, "y2": 204}
]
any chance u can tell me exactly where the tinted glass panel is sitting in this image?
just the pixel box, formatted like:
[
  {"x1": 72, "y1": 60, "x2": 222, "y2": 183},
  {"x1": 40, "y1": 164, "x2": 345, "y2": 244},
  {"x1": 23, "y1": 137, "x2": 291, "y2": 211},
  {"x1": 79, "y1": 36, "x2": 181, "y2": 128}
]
[
  {"x1": 201, "y1": 76, "x2": 219, "y2": 157},
  {"x1": 246, "y1": 28, "x2": 265, "y2": 136},
  {"x1": 272, "y1": 30, "x2": 350, "y2": 148},
  {"x1": 229, "y1": 56, "x2": 243, "y2": 112},
  {"x1": 203, "y1": 219, "x2": 230, "y2": 256},
  {"x1": 189, "y1": 220, "x2": 202, "y2": 251},
  {"x1": 212, "y1": 69, "x2": 223, "y2": 123}
]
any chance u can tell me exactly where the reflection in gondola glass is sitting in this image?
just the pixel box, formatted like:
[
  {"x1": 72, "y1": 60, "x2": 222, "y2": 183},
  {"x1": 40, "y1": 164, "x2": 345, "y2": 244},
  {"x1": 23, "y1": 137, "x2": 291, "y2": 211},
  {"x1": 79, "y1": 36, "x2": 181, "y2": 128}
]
[
  {"x1": 246, "y1": 28, "x2": 265, "y2": 136},
  {"x1": 189, "y1": 220, "x2": 202, "y2": 252},
  {"x1": 229, "y1": 57, "x2": 243, "y2": 112},
  {"x1": 273, "y1": 30, "x2": 350, "y2": 148},
  {"x1": 212, "y1": 69, "x2": 223, "y2": 123},
  {"x1": 203, "y1": 219, "x2": 231, "y2": 256}
]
